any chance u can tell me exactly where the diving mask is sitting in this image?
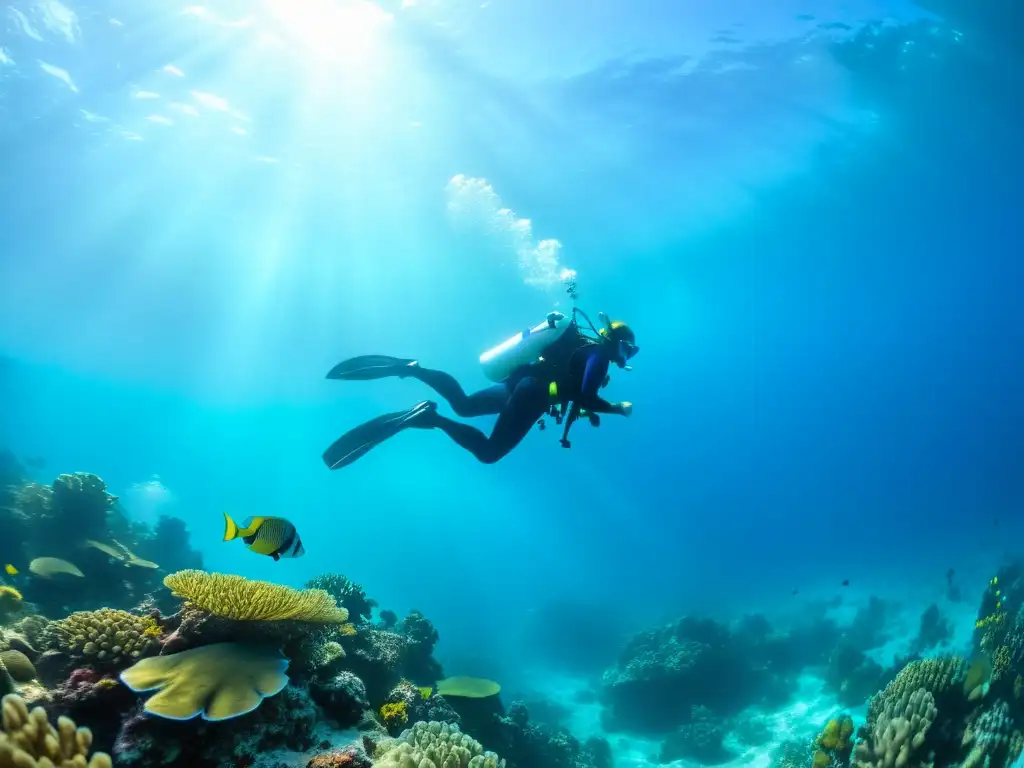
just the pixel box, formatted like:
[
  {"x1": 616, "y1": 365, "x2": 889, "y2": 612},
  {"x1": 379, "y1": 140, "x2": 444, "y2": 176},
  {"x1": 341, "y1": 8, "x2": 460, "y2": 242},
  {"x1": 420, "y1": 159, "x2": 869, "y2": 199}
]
[{"x1": 616, "y1": 339, "x2": 639, "y2": 368}]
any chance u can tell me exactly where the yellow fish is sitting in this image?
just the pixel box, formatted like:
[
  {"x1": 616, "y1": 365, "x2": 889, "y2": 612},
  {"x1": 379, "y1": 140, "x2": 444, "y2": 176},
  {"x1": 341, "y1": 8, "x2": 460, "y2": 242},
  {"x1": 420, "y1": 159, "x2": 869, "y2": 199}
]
[
  {"x1": 223, "y1": 513, "x2": 305, "y2": 561},
  {"x1": 4, "y1": 564, "x2": 17, "y2": 576}
]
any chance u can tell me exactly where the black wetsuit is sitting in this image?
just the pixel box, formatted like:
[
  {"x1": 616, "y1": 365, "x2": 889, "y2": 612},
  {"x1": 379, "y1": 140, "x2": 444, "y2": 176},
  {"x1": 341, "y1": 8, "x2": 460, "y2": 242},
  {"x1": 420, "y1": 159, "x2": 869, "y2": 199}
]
[{"x1": 408, "y1": 336, "x2": 623, "y2": 463}]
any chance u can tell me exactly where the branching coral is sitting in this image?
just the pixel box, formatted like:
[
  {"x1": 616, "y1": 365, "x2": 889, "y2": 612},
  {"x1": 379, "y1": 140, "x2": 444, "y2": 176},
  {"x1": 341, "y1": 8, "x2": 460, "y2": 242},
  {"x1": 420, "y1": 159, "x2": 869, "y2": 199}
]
[
  {"x1": 164, "y1": 570, "x2": 349, "y2": 623},
  {"x1": 853, "y1": 687, "x2": 937, "y2": 768},
  {"x1": 305, "y1": 574, "x2": 377, "y2": 624},
  {"x1": 373, "y1": 721, "x2": 505, "y2": 768},
  {"x1": 0, "y1": 693, "x2": 112, "y2": 767},
  {"x1": 960, "y1": 700, "x2": 1024, "y2": 767},
  {"x1": 42, "y1": 609, "x2": 160, "y2": 668},
  {"x1": 379, "y1": 702, "x2": 408, "y2": 731},
  {"x1": 867, "y1": 657, "x2": 966, "y2": 726}
]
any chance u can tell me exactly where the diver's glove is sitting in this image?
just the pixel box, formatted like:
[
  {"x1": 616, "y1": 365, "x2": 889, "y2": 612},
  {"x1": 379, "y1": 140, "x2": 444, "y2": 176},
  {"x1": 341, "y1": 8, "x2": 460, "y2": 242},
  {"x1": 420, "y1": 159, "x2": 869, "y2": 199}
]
[{"x1": 617, "y1": 401, "x2": 633, "y2": 417}]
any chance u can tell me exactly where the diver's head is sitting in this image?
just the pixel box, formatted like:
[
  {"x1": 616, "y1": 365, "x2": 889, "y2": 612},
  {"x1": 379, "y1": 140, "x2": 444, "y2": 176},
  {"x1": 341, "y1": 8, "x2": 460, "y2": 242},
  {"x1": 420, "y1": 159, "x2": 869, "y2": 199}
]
[{"x1": 600, "y1": 318, "x2": 639, "y2": 368}]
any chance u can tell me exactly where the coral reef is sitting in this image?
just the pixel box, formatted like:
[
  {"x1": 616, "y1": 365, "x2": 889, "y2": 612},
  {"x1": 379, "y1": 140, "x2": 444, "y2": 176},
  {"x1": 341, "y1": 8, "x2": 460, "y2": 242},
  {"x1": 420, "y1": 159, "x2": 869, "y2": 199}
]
[
  {"x1": 854, "y1": 687, "x2": 937, "y2": 768},
  {"x1": 659, "y1": 705, "x2": 733, "y2": 765},
  {"x1": 305, "y1": 574, "x2": 377, "y2": 625},
  {"x1": 1, "y1": 461, "x2": 612, "y2": 768},
  {"x1": 164, "y1": 570, "x2": 350, "y2": 623},
  {"x1": 0, "y1": 693, "x2": 112, "y2": 767},
  {"x1": 41, "y1": 608, "x2": 161, "y2": 669},
  {"x1": 113, "y1": 684, "x2": 320, "y2": 767},
  {"x1": 373, "y1": 720, "x2": 504, "y2": 768},
  {"x1": 344, "y1": 624, "x2": 442, "y2": 706},
  {"x1": 2, "y1": 470, "x2": 202, "y2": 618},
  {"x1": 310, "y1": 670, "x2": 372, "y2": 730},
  {"x1": 34, "y1": 667, "x2": 137, "y2": 754},
  {"x1": 599, "y1": 615, "x2": 791, "y2": 732},
  {"x1": 489, "y1": 701, "x2": 611, "y2": 768},
  {"x1": 119, "y1": 642, "x2": 290, "y2": 720},
  {"x1": 815, "y1": 713, "x2": 855, "y2": 766}
]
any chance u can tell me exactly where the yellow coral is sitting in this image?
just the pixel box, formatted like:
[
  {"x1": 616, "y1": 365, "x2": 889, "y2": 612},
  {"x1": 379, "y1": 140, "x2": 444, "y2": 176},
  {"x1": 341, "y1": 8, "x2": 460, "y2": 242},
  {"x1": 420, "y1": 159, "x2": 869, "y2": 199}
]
[
  {"x1": 0, "y1": 693, "x2": 112, "y2": 767},
  {"x1": 311, "y1": 641, "x2": 345, "y2": 671},
  {"x1": 140, "y1": 617, "x2": 163, "y2": 639},
  {"x1": 340, "y1": 623, "x2": 357, "y2": 637},
  {"x1": 436, "y1": 676, "x2": 501, "y2": 698},
  {"x1": 812, "y1": 750, "x2": 831, "y2": 768},
  {"x1": 817, "y1": 719, "x2": 840, "y2": 750},
  {"x1": 817, "y1": 715, "x2": 854, "y2": 753},
  {"x1": 120, "y1": 643, "x2": 289, "y2": 721},
  {"x1": 164, "y1": 570, "x2": 350, "y2": 623},
  {"x1": 44, "y1": 608, "x2": 159, "y2": 666},
  {"x1": 374, "y1": 721, "x2": 504, "y2": 768},
  {"x1": 380, "y1": 701, "x2": 408, "y2": 728},
  {"x1": 994, "y1": 645, "x2": 1013, "y2": 681}
]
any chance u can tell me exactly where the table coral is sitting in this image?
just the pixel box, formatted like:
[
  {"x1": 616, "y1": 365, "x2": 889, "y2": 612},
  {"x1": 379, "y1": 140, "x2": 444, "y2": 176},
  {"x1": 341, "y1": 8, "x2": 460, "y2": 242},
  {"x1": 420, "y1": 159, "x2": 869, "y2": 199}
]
[
  {"x1": 0, "y1": 693, "x2": 112, "y2": 768},
  {"x1": 120, "y1": 642, "x2": 290, "y2": 721},
  {"x1": 164, "y1": 570, "x2": 350, "y2": 623}
]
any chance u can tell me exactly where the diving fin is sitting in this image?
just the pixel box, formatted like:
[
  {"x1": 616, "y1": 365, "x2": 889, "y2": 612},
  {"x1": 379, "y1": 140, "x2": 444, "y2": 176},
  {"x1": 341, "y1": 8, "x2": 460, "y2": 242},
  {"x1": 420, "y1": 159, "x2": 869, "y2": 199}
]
[
  {"x1": 326, "y1": 355, "x2": 418, "y2": 381},
  {"x1": 322, "y1": 400, "x2": 438, "y2": 470}
]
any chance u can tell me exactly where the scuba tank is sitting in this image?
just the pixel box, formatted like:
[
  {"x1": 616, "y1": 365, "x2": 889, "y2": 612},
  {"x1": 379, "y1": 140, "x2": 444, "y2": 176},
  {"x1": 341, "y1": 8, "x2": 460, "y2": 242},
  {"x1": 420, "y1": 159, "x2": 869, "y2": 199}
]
[{"x1": 479, "y1": 311, "x2": 575, "y2": 383}]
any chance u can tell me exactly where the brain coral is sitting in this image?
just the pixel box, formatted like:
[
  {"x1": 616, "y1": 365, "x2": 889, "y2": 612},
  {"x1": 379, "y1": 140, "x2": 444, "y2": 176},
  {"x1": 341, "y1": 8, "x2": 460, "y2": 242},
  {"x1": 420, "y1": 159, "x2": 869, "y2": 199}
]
[
  {"x1": 164, "y1": 570, "x2": 350, "y2": 623},
  {"x1": 0, "y1": 693, "x2": 112, "y2": 767},
  {"x1": 0, "y1": 652, "x2": 35, "y2": 684},
  {"x1": 374, "y1": 720, "x2": 505, "y2": 768}
]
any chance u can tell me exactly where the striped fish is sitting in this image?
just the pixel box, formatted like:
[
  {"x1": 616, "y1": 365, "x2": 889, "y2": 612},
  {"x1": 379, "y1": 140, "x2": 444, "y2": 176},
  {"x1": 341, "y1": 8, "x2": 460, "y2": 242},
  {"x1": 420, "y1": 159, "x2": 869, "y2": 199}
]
[{"x1": 222, "y1": 513, "x2": 305, "y2": 561}]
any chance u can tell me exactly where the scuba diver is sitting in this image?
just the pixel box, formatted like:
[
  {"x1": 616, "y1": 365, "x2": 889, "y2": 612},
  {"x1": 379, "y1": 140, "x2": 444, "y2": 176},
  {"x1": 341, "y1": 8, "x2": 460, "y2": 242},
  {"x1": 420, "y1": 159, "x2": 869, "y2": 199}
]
[{"x1": 321, "y1": 308, "x2": 639, "y2": 469}]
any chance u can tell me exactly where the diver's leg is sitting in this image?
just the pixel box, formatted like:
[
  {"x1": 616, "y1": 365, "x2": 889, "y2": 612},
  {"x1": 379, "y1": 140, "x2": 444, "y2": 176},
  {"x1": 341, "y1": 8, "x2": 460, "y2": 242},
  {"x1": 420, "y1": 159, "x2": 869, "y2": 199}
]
[
  {"x1": 408, "y1": 368, "x2": 510, "y2": 417},
  {"x1": 418, "y1": 377, "x2": 548, "y2": 464}
]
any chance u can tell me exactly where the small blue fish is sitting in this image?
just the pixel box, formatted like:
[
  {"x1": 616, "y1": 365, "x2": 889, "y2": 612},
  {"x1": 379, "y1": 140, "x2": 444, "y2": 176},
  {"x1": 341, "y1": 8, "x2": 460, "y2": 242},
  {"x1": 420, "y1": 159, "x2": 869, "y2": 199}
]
[{"x1": 222, "y1": 513, "x2": 305, "y2": 561}]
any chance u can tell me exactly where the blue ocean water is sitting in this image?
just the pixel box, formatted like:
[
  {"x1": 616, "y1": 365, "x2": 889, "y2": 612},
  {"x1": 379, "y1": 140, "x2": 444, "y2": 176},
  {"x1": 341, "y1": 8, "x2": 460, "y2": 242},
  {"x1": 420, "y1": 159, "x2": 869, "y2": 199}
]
[{"x1": 1, "y1": 0, "x2": 1023, "y2": 764}]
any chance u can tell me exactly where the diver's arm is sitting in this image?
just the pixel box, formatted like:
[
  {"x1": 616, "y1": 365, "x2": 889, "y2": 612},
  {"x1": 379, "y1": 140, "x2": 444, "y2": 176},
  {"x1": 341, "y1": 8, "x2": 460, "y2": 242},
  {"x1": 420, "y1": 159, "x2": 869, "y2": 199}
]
[{"x1": 577, "y1": 350, "x2": 630, "y2": 415}]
